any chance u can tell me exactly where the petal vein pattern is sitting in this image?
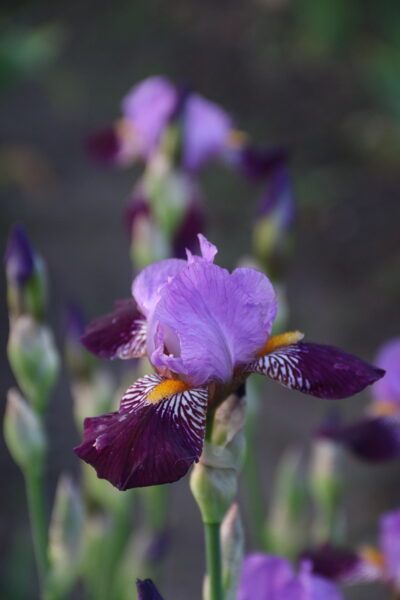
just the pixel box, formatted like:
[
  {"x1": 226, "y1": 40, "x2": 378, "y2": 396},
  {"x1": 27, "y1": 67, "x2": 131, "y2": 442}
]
[
  {"x1": 74, "y1": 374, "x2": 208, "y2": 489},
  {"x1": 248, "y1": 342, "x2": 384, "y2": 399}
]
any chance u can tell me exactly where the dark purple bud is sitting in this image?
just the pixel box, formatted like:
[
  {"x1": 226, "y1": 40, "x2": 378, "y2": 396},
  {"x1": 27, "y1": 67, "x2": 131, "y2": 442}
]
[
  {"x1": 145, "y1": 530, "x2": 170, "y2": 564},
  {"x1": 238, "y1": 146, "x2": 288, "y2": 181},
  {"x1": 136, "y1": 579, "x2": 164, "y2": 600},
  {"x1": 85, "y1": 127, "x2": 120, "y2": 164},
  {"x1": 172, "y1": 199, "x2": 205, "y2": 259},
  {"x1": 81, "y1": 299, "x2": 147, "y2": 360},
  {"x1": 4, "y1": 224, "x2": 34, "y2": 287},
  {"x1": 318, "y1": 416, "x2": 400, "y2": 462},
  {"x1": 301, "y1": 544, "x2": 379, "y2": 584}
]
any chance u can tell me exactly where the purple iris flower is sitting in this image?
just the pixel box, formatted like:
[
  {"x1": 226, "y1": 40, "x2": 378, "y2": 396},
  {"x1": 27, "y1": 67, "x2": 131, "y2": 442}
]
[
  {"x1": 136, "y1": 578, "x2": 164, "y2": 600},
  {"x1": 4, "y1": 224, "x2": 34, "y2": 288},
  {"x1": 317, "y1": 337, "x2": 400, "y2": 462},
  {"x1": 75, "y1": 234, "x2": 383, "y2": 490},
  {"x1": 303, "y1": 508, "x2": 400, "y2": 593},
  {"x1": 238, "y1": 553, "x2": 344, "y2": 600}
]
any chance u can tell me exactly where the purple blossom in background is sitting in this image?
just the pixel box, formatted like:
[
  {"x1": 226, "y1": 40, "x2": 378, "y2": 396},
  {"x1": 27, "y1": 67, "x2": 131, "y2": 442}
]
[
  {"x1": 304, "y1": 508, "x2": 400, "y2": 594},
  {"x1": 75, "y1": 234, "x2": 383, "y2": 490},
  {"x1": 317, "y1": 337, "x2": 400, "y2": 462},
  {"x1": 4, "y1": 224, "x2": 34, "y2": 287},
  {"x1": 238, "y1": 553, "x2": 344, "y2": 600},
  {"x1": 136, "y1": 578, "x2": 164, "y2": 600}
]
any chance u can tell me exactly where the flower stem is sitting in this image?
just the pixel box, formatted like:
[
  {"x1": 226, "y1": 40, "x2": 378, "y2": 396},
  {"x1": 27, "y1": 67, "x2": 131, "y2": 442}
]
[
  {"x1": 204, "y1": 522, "x2": 223, "y2": 600},
  {"x1": 25, "y1": 470, "x2": 48, "y2": 592}
]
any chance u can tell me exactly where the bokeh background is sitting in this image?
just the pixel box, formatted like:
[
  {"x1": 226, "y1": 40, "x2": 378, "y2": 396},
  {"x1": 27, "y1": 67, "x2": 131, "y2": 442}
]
[{"x1": 1, "y1": 1, "x2": 400, "y2": 598}]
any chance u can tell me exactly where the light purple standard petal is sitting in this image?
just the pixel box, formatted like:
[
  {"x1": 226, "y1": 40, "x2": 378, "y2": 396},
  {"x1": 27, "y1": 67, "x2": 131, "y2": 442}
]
[
  {"x1": 74, "y1": 374, "x2": 208, "y2": 489},
  {"x1": 281, "y1": 562, "x2": 344, "y2": 600},
  {"x1": 136, "y1": 579, "x2": 164, "y2": 600},
  {"x1": 132, "y1": 258, "x2": 187, "y2": 316},
  {"x1": 81, "y1": 299, "x2": 147, "y2": 360},
  {"x1": 182, "y1": 93, "x2": 232, "y2": 171},
  {"x1": 149, "y1": 262, "x2": 277, "y2": 386},
  {"x1": 318, "y1": 416, "x2": 400, "y2": 462},
  {"x1": 249, "y1": 342, "x2": 385, "y2": 399},
  {"x1": 372, "y1": 338, "x2": 400, "y2": 407},
  {"x1": 380, "y1": 509, "x2": 400, "y2": 589},
  {"x1": 122, "y1": 76, "x2": 177, "y2": 157},
  {"x1": 238, "y1": 554, "x2": 294, "y2": 600}
]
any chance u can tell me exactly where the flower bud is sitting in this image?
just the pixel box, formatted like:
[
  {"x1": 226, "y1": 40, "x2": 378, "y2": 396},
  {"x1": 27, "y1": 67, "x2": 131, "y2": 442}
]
[
  {"x1": 4, "y1": 224, "x2": 47, "y2": 319},
  {"x1": 310, "y1": 437, "x2": 345, "y2": 545},
  {"x1": 3, "y1": 388, "x2": 46, "y2": 474},
  {"x1": 64, "y1": 303, "x2": 95, "y2": 380},
  {"x1": 71, "y1": 369, "x2": 115, "y2": 433},
  {"x1": 7, "y1": 315, "x2": 60, "y2": 414},
  {"x1": 265, "y1": 447, "x2": 308, "y2": 558},
  {"x1": 221, "y1": 503, "x2": 244, "y2": 600},
  {"x1": 190, "y1": 392, "x2": 246, "y2": 524},
  {"x1": 47, "y1": 475, "x2": 84, "y2": 598}
]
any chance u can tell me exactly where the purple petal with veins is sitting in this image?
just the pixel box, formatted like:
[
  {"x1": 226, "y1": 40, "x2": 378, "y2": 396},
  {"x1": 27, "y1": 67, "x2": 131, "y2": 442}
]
[
  {"x1": 132, "y1": 258, "x2": 187, "y2": 316},
  {"x1": 74, "y1": 374, "x2": 208, "y2": 489},
  {"x1": 81, "y1": 299, "x2": 147, "y2": 360},
  {"x1": 248, "y1": 342, "x2": 384, "y2": 399}
]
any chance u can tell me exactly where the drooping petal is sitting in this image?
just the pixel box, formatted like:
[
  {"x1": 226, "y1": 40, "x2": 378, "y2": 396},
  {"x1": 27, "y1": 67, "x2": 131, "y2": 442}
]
[
  {"x1": 317, "y1": 416, "x2": 400, "y2": 462},
  {"x1": 238, "y1": 553, "x2": 294, "y2": 600},
  {"x1": 182, "y1": 93, "x2": 232, "y2": 171},
  {"x1": 132, "y1": 258, "x2": 186, "y2": 316},
  {"x1": 74, "y1": 374, "x2": 208, "y2": 489},
  {"x1": 81, "y1": 299, "x2": 147, "y2": 360},
  {"x1": 122, "y1": 76, "x2": 177, "y2": 158},
  {"x1": 380, "y1": 509, "x2": 400, "y2": 589},
  {"x1": 301, "y1": 545, "x2": 381, "y2": 584},
  {"x1": 248, "y1": 342, "x2": 384, "y2": 399},
  {"x1": 149, "y1": 262, "x2": 277, "y2": 386},
  {"x1": 372, "y1": 338, "x2": 400, "y2": 407},
  {"x1": 136, "y1": 578, "x2": 164, "y2": 600}
]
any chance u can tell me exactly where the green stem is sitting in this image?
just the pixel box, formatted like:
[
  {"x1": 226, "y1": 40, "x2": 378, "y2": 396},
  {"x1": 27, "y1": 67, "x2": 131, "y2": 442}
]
[
  {"x1": 25, "y1": 470, "x2": 48, "y2": 592},
  {"x1": 204, "y1": 522, "x2": 223, "y2": 600}
]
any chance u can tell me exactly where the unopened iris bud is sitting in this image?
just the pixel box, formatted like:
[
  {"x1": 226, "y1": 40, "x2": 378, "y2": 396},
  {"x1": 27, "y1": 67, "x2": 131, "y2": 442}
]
[
  {"x1": 144, "y1": 167, "x2": 189, "y2": 240},
  {"x1": 4, "y1": 224, "x2": 47, "y2": 319},
  {"x1": 64, "y1": 303, "x2": 95, "y2": 380},
  {"x1": 265, "y1": 447, "x2": 308, "y2": 558},
  {"x1": 3, "y1": 388, "x2": 46, "y2": 474},
  {"x1": 190, "y1": 391, "x2": 246, "y2": 524},
  {"x1": 7, "y1": 315, "x2": 60, "y2": 414},
  {"x1": 253, "y1": 165, "x2": 295, "y2": 280},
  {"x1": 47, "y1": 475, "x2": 84, "y2": 598},
  {"x1": 310, "y1": 436, "x2": 344, "y2": 545},
  {"x1": 221, "y1": 503, "x2": 244, "y2": 600},
  {"x1": 72, "y1": 370, "x2": 115, "y2": 433}
]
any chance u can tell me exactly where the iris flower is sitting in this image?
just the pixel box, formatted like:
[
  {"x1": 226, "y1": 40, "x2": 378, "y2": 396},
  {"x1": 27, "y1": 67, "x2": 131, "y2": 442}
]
[
  {"x1": 238, "y1": 553, "x2": 344, "y2": 600},
  {"x1": 86, "y1": 75, "x2": 285, "y2": 177},
  {"x1": 303, "y1": 508, "x2": 400, "y2": 595},
  {"x1": 317, "y1": 337, "x2": 400, "y2": 462},
  {"x1": 75, "y1": 235, "x2": 383, "y2": 490}
]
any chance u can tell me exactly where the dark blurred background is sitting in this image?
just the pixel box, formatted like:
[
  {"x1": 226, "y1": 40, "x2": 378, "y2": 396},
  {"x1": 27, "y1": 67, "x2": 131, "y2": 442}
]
[{"x1": 1, "y1": 1, "x2": 400, "y2": 598}]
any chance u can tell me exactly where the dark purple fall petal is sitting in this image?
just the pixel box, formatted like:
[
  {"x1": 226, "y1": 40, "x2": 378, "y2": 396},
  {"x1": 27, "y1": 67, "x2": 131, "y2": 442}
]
[
  {"x1": 301, "y1": 545, "x2": 379, "y2": 584},
  {"x1": 318, "y1": 416, "x2": 400, "y2": 462},
  {"x1": 85, "y1": 127, "x2": 121, "y2": 163},
  {"x1": 248, "y1": 342, "x2": 385, "y2": 399},
  {"x1": 81, "y1": 299, "x2": 147, "y2": 360},
  {"x1": 74, "y1": 374, "x2": 208, "y2": 489},
  {"x1": 4, "y1": 224, "x2": 34, "y2": 287},
  {"x1": 238, "y1": 146, "x2": 288, "y2": 181},
  {"x1": 136, "y1": 578, "x2": 164, "y2": 600}
]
